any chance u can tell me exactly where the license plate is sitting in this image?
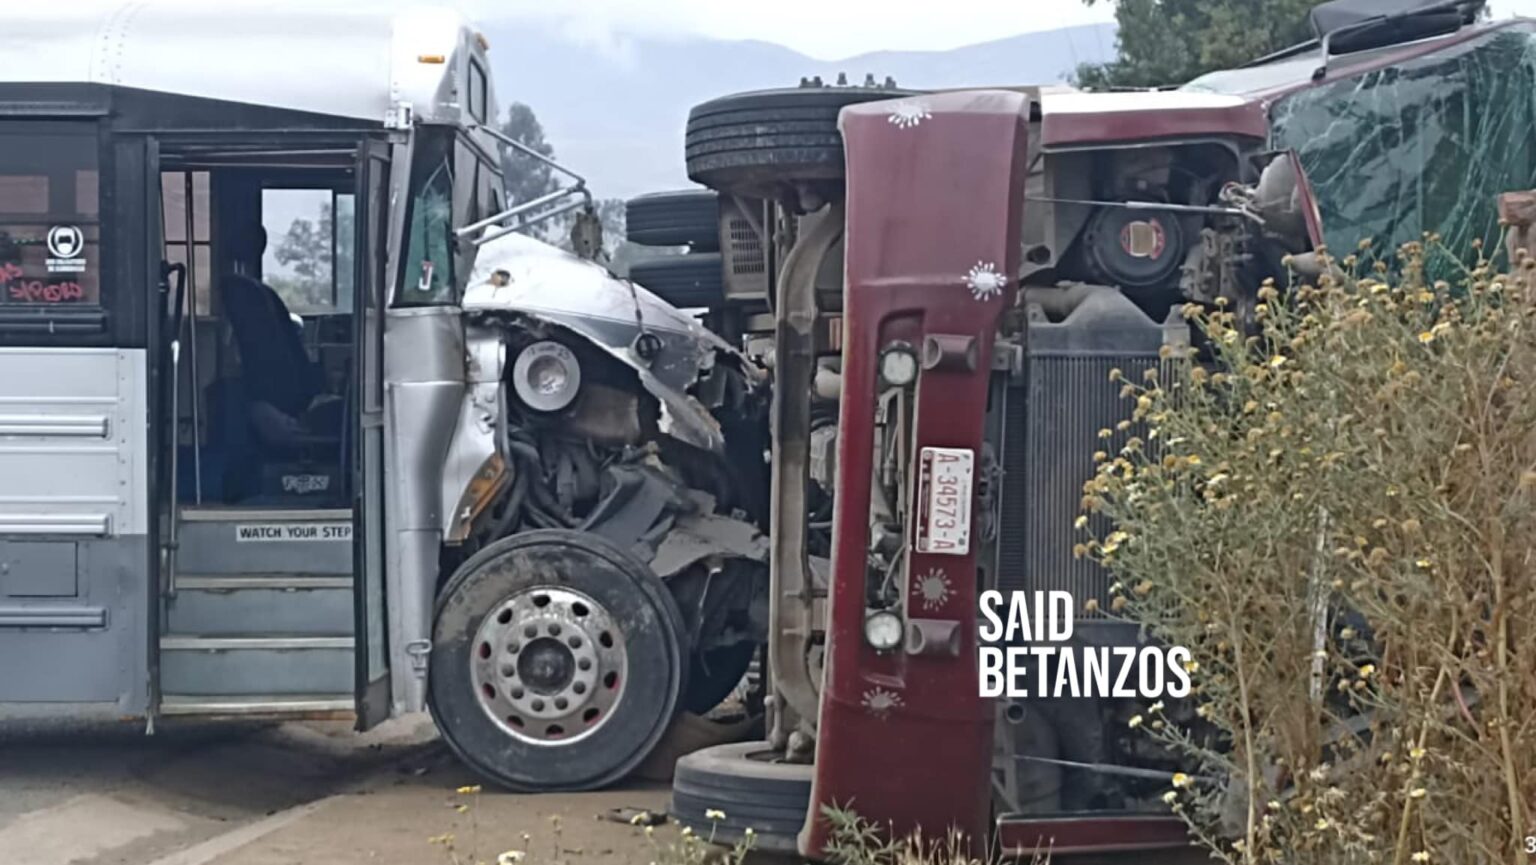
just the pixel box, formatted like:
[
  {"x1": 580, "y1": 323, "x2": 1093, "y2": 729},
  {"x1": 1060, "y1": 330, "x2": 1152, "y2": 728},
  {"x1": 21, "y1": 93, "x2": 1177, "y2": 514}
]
[{"x1": 915, "y1": 447, "x2": 973, "y2": 556}]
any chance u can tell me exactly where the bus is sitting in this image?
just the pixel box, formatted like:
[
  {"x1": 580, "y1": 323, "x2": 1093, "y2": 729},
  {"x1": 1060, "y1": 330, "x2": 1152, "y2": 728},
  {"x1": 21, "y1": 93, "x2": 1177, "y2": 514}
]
[{"x1": 0, "y1": 2, "x2": 771, "y2": 794}]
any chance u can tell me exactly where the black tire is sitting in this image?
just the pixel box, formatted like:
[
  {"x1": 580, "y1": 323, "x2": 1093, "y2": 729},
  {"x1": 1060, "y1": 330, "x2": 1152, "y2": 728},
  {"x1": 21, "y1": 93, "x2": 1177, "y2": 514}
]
[
  {"x1": 429, "y1": 529, "x2": 688, "y2": 792},
  {"x1": 629, "y1": 253, "x2": 725, "y2": 309},
  {"x1": 685, "y1": 86, "x2": 917, "y2": 198},
  {"x1": 671, "y1": 741, "x2": 813, "y2": 854},
  {"x1": 626, "y1": 190, "x2": 720, "y2": 250}
]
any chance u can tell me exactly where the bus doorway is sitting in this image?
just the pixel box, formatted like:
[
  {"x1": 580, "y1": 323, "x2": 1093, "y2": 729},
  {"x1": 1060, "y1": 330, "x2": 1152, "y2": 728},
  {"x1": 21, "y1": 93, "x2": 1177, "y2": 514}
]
[{"x1": 154, "y1": 139, "x2": 389, "y2": 719}]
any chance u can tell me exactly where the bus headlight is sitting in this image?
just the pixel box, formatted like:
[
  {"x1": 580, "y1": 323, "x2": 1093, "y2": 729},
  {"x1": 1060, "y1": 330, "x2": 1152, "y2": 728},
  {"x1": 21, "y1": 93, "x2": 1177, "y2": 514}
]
[
  {"x1": 864, "y1": 609, "x2": 905, "y2": 652},
  {"x1": 513, "y1": 341, "x2": 582, "y2": 412}
]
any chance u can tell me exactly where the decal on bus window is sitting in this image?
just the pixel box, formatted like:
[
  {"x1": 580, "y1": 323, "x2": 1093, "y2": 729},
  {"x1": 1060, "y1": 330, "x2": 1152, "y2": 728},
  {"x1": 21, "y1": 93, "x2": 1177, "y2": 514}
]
[
  {"x1": 46, "y1": 225, "x2": 86, "y2": 274},
  {"x1": 0, "y1": 262, "x2": 85, "y2": 304}
]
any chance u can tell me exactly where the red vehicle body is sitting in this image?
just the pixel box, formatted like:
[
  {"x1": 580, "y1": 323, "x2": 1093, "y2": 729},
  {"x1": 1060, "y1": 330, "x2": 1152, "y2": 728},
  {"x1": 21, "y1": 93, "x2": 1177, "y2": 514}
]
[{"x1": 664, "y1": 6, "x2": 1533, "y2": 860}]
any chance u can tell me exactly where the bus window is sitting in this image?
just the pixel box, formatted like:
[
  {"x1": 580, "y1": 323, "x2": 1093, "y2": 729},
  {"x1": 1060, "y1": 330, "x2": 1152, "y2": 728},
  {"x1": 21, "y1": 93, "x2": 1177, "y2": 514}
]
[
  {"x1": 261, "y1": 188, "x2": 355, "y2": 315},
  {"x1": 0, "y1": 123, "x2": 100, "y2": 309},
  {"x1": 399, "y1": 160, "x2": 455, "y2": 305},
  {"x1": 162, "y1": 171, "x2": 212, "y2": 316},
  {"x1": 469, "y1": 60, "x2": 488, "y2": 124}
]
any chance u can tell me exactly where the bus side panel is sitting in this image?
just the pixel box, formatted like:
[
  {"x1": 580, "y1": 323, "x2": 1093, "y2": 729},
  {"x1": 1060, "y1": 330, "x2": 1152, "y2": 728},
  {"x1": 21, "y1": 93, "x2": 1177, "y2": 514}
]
[{"x1": 0, "y1": 347, "x2": 150, "y2": 715}]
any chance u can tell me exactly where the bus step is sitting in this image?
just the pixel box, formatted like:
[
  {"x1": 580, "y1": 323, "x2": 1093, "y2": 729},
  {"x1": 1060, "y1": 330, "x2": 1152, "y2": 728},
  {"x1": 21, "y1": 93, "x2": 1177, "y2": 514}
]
[
  {"x1": 159, "y1": 694, "x2": 355, "y2": 719},
  {"x1": 166, "y1": 575, "x2": 354, "y2": 636},
  {"x1": 174, "y1": 508, "x2": 355, "y2": 576},
  {"x1": 159, "y1": 635, "x2": 354, "y2": 697}
]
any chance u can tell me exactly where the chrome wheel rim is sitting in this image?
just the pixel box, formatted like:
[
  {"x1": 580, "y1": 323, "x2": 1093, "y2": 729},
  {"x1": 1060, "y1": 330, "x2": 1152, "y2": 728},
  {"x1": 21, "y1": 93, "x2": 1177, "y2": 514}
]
[{"x1": 470, "y1": 586, "x2": 628, "y2": 745}]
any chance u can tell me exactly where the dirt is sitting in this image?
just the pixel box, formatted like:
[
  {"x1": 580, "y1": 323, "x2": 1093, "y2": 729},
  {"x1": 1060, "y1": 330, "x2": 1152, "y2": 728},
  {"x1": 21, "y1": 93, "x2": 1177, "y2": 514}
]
[{"x1": 206, "y1": 749, "x2": 675, "y2": 865}]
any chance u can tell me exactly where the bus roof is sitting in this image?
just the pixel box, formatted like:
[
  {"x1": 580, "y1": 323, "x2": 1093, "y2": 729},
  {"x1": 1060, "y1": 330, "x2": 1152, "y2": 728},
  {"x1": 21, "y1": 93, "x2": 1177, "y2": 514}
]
[{"x1": 0, "y1": 1, "x2": 492, "y2": 127}]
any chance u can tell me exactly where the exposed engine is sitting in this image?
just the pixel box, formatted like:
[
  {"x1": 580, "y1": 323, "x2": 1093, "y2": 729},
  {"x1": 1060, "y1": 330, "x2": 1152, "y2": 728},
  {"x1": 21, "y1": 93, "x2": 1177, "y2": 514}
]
[{"x1": 447, "y1": 233, "x2": 773, "y2": 718}]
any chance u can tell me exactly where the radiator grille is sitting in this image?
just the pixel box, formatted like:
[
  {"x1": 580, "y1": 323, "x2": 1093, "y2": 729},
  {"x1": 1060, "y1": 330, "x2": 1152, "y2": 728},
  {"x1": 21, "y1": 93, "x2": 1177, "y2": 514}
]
[{"x1": 995, "y1": 290, "x2": 1178, "y2": 618}]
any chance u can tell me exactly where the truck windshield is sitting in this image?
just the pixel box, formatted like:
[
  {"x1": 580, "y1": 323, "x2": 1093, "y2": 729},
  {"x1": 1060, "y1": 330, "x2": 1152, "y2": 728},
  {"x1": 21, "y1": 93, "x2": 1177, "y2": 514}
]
[{"x1": 0, "y1": 122, "x2": 100, "y2": 308}]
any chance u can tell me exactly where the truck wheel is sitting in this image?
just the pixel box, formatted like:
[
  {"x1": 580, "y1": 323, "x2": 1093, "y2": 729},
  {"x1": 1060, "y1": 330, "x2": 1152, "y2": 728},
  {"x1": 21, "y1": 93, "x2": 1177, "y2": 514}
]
[
  {"x1": 429, "y1": 529, "x2": 688, "y2": 792},
  {"x1": 671, "y1": 741, "x2": 813, "y2": 854},
  {"x1": 626, "y1": 190, "x2": 720, "y2": 250},
  {"x1": 629, "y1": 253, "x2": 725, "y2": 309},
  {"x1": 685, "y1": 86, "x2": 916, "y2": 200}
]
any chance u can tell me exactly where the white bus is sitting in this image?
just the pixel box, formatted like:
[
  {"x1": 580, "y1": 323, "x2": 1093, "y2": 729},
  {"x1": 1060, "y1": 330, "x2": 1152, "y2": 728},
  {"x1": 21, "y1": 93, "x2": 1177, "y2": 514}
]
[{"x1": 0, "y1": 2, "x2": 770, "y2": 792}]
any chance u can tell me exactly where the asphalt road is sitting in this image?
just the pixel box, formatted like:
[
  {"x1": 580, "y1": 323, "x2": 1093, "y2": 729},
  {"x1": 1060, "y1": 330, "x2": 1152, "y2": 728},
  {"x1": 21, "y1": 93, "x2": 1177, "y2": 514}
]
[{"x1": 0, "y1": 715, "x2": 439, "y2": 865}]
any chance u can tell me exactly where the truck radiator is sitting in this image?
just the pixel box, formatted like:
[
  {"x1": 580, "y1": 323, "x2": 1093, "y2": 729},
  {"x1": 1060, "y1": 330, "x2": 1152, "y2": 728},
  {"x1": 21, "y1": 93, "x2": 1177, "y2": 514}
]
[{"x1": 997, "y1": 289, "x2": 1184, "y2": 618}]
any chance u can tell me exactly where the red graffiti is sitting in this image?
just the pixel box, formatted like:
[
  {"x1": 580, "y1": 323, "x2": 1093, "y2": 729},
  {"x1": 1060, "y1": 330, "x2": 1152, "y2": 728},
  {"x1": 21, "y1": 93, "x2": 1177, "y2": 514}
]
[
  {"x1": 7, "y1": 280, "x2": 84, "y2": 304},
  {"x1": 0, "y1": 263, "x2": 21, "y2": 284}
]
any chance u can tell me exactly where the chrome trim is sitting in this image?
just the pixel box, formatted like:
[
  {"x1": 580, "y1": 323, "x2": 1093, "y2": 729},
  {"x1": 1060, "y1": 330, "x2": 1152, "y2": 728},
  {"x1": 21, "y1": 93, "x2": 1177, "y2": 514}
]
[
  {"x1": 178, "y1": 508, "x2": 353, "y2": 522},
  {"x1": 175, "y1": 576, "x2": 354, "y2": 591},
  {"x1": 159, "y1": 696, "x2": 354, "y2": 716},
  {"x1": 159, "y1": 636, "x2": 355, "y2": 651},
  {"x1": 0, "y1": 606, "x2": 107, "y2": 628},
  {"x1": 0, "y1": 513, "x2": 111, "y2": 536},
  {"x1": 0, "y1": 414, "x2": 109, "y2": 437}
]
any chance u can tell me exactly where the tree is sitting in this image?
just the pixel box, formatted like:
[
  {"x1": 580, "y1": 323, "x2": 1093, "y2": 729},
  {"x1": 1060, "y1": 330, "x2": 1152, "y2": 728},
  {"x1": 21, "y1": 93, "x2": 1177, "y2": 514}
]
[
  {"x1": 497, "y1": 101, "x2": 626, "y2": 259},
  {"x1": 271, "y1": 198, "x2": 354, "y2": 312},
  {"x1": 499, "y1": 101, "x2": 559, "y2": 211},
  {"x1": 1075, "y1": 0, "x2": 1317, "y2": 89}
]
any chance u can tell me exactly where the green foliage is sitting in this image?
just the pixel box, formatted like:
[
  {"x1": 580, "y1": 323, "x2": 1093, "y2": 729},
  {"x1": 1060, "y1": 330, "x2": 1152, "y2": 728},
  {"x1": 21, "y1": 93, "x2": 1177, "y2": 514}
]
[
  {"x1": 820, "y1": 806, "x2": 1045, "y2": 865},
  {"x1": 1076, "y1": 0, "x2": 1316, "y2": 88},
  {"x1": 1081, "y1": 240, "x2": 1536, "y2": 864},
  {"x1": 496, "y1": 101, "x2": 625, "y2": 258},
  {"x1": 270, "y1": 198, "x2": 354, "y2": 312}
]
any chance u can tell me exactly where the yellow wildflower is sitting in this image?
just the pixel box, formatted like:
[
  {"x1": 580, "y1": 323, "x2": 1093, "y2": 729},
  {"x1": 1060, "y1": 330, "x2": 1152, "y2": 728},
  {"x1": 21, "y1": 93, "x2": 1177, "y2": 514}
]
[
  {"x1": 1128, "y1": 714, "x2": 1144, "y2": 729},
  {"x1": 1171, "y1": 772, "x2": 1192, "y2": 788},
  {"x1": 1162, "y1": 790, "x2": 1178, "y2": 804},
  {"x1": 704, "y1": 809, "x2": 727, "y2": 821},
  {"x1": 1409, "y1": 788, "x2": 1426, "y2": 799},
  {"x1": 1410, "y1": 852, "x2": 1429, "y2": 863},
  {"x1": 456, "y1": 785, "x2": 482, "y2": 795}
]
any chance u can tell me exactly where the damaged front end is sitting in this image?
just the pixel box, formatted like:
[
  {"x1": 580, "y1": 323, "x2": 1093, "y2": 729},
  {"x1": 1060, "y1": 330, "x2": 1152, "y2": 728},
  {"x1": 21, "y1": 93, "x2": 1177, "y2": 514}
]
[{"x1": 427, "y1": 230, "x2": 773, "y2": 792}]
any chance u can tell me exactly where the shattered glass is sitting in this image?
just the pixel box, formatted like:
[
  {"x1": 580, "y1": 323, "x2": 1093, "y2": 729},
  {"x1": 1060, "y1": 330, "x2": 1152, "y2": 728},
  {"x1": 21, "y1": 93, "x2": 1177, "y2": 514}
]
[{"x1": 1268, "y1": 25, "x2": 1536, "y2": 268}]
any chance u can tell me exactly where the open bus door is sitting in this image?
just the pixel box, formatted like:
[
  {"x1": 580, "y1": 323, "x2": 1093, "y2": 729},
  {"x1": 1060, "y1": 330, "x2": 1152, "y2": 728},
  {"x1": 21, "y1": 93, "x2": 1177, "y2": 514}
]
[{"x1": 353, "y1": 137, "x2": 392, "y2": 729}]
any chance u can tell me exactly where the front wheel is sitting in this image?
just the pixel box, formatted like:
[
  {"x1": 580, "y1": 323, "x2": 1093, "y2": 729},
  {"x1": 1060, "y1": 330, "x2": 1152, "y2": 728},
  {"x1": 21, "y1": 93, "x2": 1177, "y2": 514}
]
[{"x1": 429, "y1": 529, "x2": 688, "y2": 791}]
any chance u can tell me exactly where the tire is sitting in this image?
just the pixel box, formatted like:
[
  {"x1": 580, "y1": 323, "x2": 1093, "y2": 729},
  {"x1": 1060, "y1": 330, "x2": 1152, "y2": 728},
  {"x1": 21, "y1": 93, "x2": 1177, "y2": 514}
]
[
  {"x1": 671, "y1": 741, "x2": 813, "y2": 854},
  {"x1": 629, "y1": 253, "x2": 725, "y2": 309},
  {"x1": 626, "y1": 190, "x2": 720, "y2": 250},
  {"x1": 685, "y1": 86, "x2": 917, "y2": 198},
  {"x1": 429, "y1": 529, "x2": 688, "y2": 792}
]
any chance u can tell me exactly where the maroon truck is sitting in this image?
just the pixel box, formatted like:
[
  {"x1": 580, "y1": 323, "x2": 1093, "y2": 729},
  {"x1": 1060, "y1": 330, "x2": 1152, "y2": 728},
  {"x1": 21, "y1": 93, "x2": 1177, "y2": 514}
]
[{"x1": 618, "y1": 0, "x2": 1534, "y2": 858}]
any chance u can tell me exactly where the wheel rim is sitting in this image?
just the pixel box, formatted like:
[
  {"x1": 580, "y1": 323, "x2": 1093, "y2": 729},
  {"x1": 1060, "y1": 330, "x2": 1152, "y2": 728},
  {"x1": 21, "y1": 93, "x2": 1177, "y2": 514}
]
[{"x1": 470, "y1": 586, "x2": 628, "y2": 745}]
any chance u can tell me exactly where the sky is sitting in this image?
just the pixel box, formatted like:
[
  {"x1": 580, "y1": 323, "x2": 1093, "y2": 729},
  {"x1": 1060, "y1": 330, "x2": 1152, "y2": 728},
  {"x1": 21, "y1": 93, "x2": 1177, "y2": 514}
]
[
  {"x1": 38, "y1": 0, "x2": 1536, "y2": 60},
  {"x1": 465, "y1": 0, "x2": 1536, "y2": 59}
]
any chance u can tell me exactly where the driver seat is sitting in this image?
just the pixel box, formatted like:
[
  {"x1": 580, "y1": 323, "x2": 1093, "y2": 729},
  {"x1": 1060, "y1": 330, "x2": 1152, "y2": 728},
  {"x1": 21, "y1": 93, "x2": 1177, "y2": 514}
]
[{"x1": 222, "y1": 273, "x2": 324, "y2": 423}]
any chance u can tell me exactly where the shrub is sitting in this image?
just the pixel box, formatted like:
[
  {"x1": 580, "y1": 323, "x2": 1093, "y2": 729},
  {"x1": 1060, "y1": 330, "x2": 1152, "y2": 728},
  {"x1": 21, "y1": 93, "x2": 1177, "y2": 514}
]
[{"x1": 1080, "y1": 240, "x2": 1536, "y2": 864}]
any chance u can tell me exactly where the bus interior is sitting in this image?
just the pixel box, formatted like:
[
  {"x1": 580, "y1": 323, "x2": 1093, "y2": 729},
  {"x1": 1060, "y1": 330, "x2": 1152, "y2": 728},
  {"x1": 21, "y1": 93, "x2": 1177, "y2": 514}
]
[{"x1": 161, "y1": 151, "x2": 360, "y2": 512}]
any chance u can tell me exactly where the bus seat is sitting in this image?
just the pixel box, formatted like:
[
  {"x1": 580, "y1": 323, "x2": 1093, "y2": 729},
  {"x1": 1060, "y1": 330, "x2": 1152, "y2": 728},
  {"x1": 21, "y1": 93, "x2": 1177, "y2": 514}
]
[{"x1": 222, "y1": 272, "x2": 324, "y2": 420}]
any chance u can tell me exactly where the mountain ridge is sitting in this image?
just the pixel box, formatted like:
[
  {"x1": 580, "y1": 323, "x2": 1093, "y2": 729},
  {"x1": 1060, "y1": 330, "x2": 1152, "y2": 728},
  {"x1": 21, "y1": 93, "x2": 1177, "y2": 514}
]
[{"x1": 479, "y1": 21, "x2": 1118, "y2": 200}]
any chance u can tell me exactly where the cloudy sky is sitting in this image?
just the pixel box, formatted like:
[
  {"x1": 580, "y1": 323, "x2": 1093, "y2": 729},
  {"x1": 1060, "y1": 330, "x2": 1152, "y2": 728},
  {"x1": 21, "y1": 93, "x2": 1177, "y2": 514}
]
[
  {"x1": 467, "y1": 0, "x2": 1536, "y2": 58},
  {"x1": 49, "y1": 0, "x2": 1536, "y2": 59}
]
